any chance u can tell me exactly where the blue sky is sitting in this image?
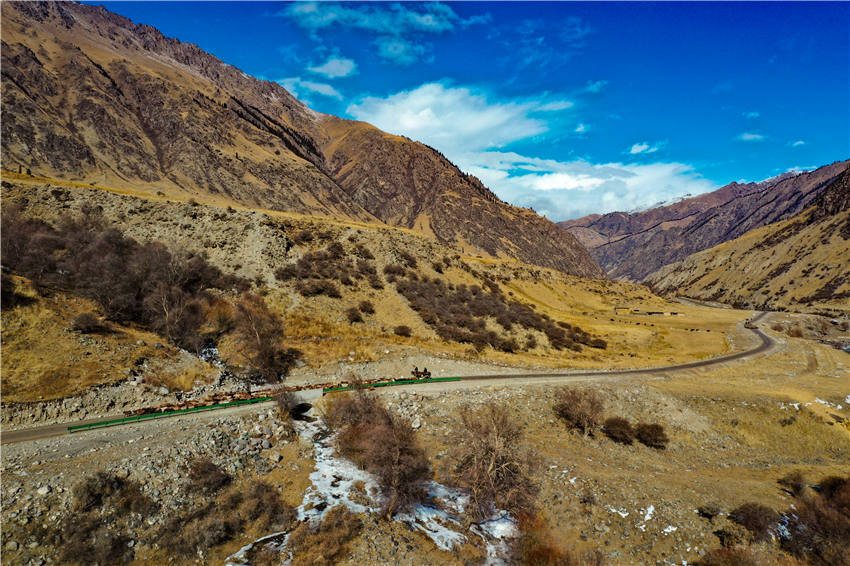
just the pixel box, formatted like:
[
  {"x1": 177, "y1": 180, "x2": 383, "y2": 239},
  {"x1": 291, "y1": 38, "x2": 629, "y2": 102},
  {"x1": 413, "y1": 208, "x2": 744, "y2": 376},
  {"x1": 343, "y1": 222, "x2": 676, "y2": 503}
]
[{"x1": 93, "y1": 2, "x2": 849, "y2": 220}]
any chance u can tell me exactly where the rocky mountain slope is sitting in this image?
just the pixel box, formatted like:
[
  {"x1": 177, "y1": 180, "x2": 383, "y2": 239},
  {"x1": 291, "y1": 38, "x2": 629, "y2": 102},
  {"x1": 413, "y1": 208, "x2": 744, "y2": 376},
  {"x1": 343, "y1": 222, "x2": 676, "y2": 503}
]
[
  {"x1": 645, "y1": 168, "x2": 850, "y2": 314},
  {"x1": 0, "y1": 1, "x2": 602, "y2": 278},
  {"x1": 559, "y1": 161, "x2": 848, "y2": 280}
]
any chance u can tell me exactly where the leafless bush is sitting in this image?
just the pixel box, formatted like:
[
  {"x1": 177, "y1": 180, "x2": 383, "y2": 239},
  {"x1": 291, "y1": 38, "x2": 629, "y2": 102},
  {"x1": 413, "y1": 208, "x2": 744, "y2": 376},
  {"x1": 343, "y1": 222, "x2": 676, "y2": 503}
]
[
  {"x1": 728, "y1": 502, "x2": 780, "y2": 542},
  {"x1": 358, "y1": 300, "x2": 375, "y2": 314},
  {"x1": 233, "y1": 293, "x2": 300, "y2": 382},
  {"x1": 292, "y1": 230, "x2": 314, "y2": 245},
  {"x1": 553, "y1": 388, "x2": 604, "y2": 436},
  {"x1": 188, "y1": 458, "x2": 230, "y2": 494},
  {"x1": 450, "y1": 402, "x2": 539, "y2": 520},
  {"x1": 778, "y1": 471, "x2": 807, "y2": 496},
  {"x1": 322, "y1": 390, "x2": 430, "y2": 516},
  {"x1": 238, "y1": 480, "x2": 295, "y2": 531},
  {"x1": 781, "y1": 474, "x2": 850, "y2": 566},
  {"x1": 346, "y1": 307, "x2": 363, "y2": 323},
  {"x1": 393, "y1": 325, "x2": 412, "y2": 337},
  {"x1": 635, "y1": 423, "x2": 669, "y2": 449},
  {"x1": 71, "y1": 312, "x2": 107, "y2": 333},
  {"x1": 288, "y1": 506, "x2": 363, "y2": 566},
  {"x1": 697, "y1": 503, "x2": 722, "y2": 522},
  {"x1": 160, "y1": 480, "x2": 293, "y2": 556},
  {"x1": 296, "y1": 279, "x2": 342, "y2": 298},
  {"x1": 399, "y1": 251, "x2": 417, "y2": 268},
  {"x1": 603, "y1": 417, "x2": 635, "y2": 445},
  {"x1": 511, "y1": 514, "x2": 605, "y2": 565}
]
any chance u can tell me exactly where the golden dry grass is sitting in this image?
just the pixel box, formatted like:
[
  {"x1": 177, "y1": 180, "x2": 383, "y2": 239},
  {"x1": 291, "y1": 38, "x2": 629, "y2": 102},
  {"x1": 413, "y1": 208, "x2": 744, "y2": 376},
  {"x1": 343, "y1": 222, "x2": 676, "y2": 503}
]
[{"x1": 0, "y1": 278, "x2": 218, "y2": 401}]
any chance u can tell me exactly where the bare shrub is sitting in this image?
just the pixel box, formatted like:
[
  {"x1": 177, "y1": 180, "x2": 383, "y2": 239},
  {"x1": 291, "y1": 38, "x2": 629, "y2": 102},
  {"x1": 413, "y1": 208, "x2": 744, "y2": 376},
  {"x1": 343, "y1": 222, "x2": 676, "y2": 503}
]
[
  {"x1": 160, "y1": 480, "x2": 293, "y2": 557},
  {"x1": 697, "y1": 503, "x2": 722, "y2": 522},
  {"x1": 233, "y1": 293, "x2": 300, "y2": 382},
  {"x1": 399, "y1": 251, "x2": 417, "y2": 268},
  {"x1": 511, "y1": 513, "x2": 605, "y2": 565},
  {"x1": 712, "y1": 524, "x2": 750, "y2": 548},
  {"x1": 275, "y1": 390, "x2": 299, "y2": 439},
  {"x1": 288, "y1": 506, "x2": 363, "y2": 566},
  {"x1": 603, "y1": 417, "x2": 635, "y2": 445},
  {"x1": 71, "y1": 312, "x2": 106, "y2": 333},
  {"x1": 58, "y1": 516, "x2": 132, "y2": 566},
  {"x1": 322, "y1": 390, "x2": 430, "y2": 516},
  {"x1": 781, "y1": 474, "x2": 850, "y2": 566},
  {"x1": 188, "y1": 458, "x2": 230, "y2": 494},
  {"x1": 728, "y1": 502, "x2": 780, "y2": 542},
  {"x1": 292, "y1": 230, "x2": 314, "y2": 245},
  {"x1": 238, "y1": 480, "x2": 295, "y2": 530},
  {"x1": 358, "y1": 300, "x2": 375, "y2": 314},
  {"x1": 393, "y1": 325, "x2": 412, "y2": 337},
  {"x1": 296, "y1": 279, "x2": 341, "y2": 298},
  {"x1": 635, "y1": 423, "x2": 669, "y2": 449},
  {"x1": 553, "y1": 388, "x2": 604, "y2": 436},
  {"x1": 778, "y1": 471, "x2": 807, "y2": 496},
  {"x1": 450, "y1": 402, "x2": 539, "y2": 520},
  {"x1": 346, "y1": 307, "x2": 363, "y2": 323}
]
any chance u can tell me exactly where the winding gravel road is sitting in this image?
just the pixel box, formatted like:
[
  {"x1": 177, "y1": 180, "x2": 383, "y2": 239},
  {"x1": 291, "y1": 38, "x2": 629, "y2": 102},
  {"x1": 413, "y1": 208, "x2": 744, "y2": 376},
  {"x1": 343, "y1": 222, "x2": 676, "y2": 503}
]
[{"x1": 0, "y1": 313, "x2": 774, "y2": 445}]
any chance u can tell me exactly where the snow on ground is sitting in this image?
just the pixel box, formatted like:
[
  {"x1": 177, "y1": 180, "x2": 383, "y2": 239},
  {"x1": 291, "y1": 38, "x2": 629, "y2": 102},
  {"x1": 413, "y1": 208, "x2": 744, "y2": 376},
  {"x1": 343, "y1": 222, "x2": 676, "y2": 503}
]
[{"x1": 227, "y1": 418, "x2": 517, "y2": 565}]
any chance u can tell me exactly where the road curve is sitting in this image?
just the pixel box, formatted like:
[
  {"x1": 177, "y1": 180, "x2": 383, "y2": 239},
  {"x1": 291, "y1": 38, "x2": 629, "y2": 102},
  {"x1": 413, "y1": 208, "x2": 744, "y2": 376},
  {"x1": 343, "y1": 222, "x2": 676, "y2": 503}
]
[{"x1": 1, "y1": 313, "x2": 774, "y2": 445}]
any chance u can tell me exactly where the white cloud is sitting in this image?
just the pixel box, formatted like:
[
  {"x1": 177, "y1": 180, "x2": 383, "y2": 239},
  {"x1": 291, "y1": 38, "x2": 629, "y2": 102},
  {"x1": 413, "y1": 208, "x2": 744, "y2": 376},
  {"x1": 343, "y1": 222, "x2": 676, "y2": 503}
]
[
  {"x1": 736, "y1": 132, "x2": 766, "y2": 142},
  {"x1": 277, "y1": 77, "x2": 342, "y2": 100},
  {"x1": 743, "y1": 111, "x2": 760, "y2": 119},
  {"x1": 347, "y1": 82, "x2": 717, "y2": 221},
  {"x1": 348, "y1": 82, "x2": 546, "y2": 151},
  {"x1": 789, "y1": 140, "x2": 806, "y2": 147},
  {"x1": 629, "y1": 141, "x2": 659, "y2": 155},
  {"x1": 374, "y1": 36, "x2": 427, "y2": 65},
  {"x1": 308, "y1": 56, "x2": 357, "y2": 78},
  {"x1": 282, "y1": 2, "x2": 487, "y2": 65},
  {"x1": 537, "y1": 100, "x2": 574, "y2": 112},
  {"x1": 462, "y1": 152, "x2": 718, "y2": 220},
  {"x1": 574, "y1": 123, "x2": 588, "y2": 133},
  {"x1": 585, "y1": 80, "x2": 608, "y2": 93}
]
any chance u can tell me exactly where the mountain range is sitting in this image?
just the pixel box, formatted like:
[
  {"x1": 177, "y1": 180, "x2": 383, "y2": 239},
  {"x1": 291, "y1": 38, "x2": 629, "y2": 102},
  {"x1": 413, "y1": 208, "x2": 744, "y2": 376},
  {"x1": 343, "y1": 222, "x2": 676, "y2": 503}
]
[
  {"x1": 646, "y1": 167, "x2": 850, "y2": 313},
  {"x1": 560, "y1": 161, "x2": 849, "y2": 281},
  {"x1": 0, "y1": 1, "x2": 602, "y2": 278}
]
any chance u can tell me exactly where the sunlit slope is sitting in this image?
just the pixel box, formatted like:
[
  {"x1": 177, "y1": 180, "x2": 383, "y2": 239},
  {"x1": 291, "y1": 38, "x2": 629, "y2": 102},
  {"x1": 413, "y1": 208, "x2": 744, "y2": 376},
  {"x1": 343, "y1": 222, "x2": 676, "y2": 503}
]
[
  {"x1": 646, "y1": 169, "x2": 850, "y2": 314},
  {"x1": 0, "y1": 1, "x2": 601, "y2": 277}
]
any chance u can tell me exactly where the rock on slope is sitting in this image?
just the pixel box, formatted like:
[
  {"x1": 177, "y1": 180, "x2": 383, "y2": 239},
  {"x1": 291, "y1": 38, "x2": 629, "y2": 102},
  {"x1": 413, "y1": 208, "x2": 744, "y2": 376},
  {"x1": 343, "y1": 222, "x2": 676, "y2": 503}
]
[
  {"x1": 0, "y1": 1, "x2": 602, "y2": 278},
  {"x1": 645, "y1": 167, "x2": 850, "y2": 313},
  {"x1": 559, "y1": 161, "x2": 848, "y2": 280}
]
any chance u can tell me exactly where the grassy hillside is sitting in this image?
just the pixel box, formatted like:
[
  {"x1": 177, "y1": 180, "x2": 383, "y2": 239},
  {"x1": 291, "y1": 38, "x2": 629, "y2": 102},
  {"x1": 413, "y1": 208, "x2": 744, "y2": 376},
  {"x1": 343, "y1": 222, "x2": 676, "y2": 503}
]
[
  {"x1": 646, "y1": 171, "x2": 850, "y2": 316},
  {"x1": 1, "y1": 173, "x2": 749, "y2": 402}
]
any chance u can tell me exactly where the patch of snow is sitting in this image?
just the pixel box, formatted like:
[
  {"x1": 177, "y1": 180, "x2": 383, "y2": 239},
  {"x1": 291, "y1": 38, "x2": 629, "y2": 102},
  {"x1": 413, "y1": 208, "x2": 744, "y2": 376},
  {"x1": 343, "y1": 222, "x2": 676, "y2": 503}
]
[
  {"x1": 227, "y1": 418, "x2": 517, "y2": 565},
  {"x1": 814, "y1": 398, "x2": 836, "y2": 408},
  {"x1": 643, "y1": 504, "x2": 655, "y2": 521},
  {"x1": 607, "y1": 506, "x2": 629, "y2": 518},
  {"x1": 663, "y1": 525, "x2": 678, "y2": 534},
  {"x1": 845, "y1": 394, "x2": 850, "y2": 404}
]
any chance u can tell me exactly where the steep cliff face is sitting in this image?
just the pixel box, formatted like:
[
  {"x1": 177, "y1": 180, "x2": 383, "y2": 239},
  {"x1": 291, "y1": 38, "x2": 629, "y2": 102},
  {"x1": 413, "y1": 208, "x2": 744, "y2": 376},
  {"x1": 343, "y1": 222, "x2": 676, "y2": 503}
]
[
  {"x1": 0, "y1": 1, "x2": 603, "y2": 278},
  {"x1": 645, "y1": 168, "x2": 850, "y2": 313},
  {"x1": 559, "y1": 162, "x2": 848, "y2": 281}
]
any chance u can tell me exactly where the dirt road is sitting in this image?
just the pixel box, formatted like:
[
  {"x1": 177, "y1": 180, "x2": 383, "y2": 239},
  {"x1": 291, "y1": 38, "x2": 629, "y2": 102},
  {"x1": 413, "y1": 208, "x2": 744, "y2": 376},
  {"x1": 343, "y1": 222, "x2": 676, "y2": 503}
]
[{"x1": 1, "y1": 313, "x2": 774, "y2": 445}]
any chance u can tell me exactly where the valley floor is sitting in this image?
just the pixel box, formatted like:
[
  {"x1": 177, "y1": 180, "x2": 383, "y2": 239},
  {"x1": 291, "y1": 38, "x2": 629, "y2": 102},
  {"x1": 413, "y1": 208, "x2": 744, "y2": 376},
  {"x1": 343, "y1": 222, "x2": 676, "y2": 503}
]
[{"x1": 2, "y1": 316, "x2": 847, "y2": 565}]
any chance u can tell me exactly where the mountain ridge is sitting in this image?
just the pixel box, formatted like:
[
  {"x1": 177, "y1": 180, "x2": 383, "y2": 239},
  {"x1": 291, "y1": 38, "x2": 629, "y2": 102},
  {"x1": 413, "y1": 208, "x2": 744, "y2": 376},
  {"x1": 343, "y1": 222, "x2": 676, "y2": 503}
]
[
  {"x1": 645, "y1": 168, "x2": 850, "y2": 313},
  {"x1": 0, "y1": 0, "x2": 603, "y2": 278},
  {"x1": 559, "y1": 160, "x2": 849, "y2": 281}
]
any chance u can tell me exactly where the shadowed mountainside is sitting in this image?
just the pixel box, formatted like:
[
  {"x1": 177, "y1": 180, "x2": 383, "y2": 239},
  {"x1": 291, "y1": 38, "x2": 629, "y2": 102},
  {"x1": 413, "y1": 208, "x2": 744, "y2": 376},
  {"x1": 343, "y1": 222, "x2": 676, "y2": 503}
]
[
  {"x1": 645, "y1": 167, "x2": 850, "y2": 313},
  {"x1": 0, "y1": 1, "x2": 603, "y2": 278},
  {"x1": 559, "y1": 161, "x2": 848, "y2": 281}
]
